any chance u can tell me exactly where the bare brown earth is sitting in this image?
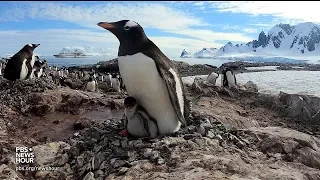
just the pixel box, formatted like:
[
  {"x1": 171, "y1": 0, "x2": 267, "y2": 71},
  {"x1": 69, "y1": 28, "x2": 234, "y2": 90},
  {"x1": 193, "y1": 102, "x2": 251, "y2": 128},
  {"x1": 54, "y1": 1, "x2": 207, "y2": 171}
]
[{"x1": 0, "y1": 76, "x2": 320, "y2": 180}]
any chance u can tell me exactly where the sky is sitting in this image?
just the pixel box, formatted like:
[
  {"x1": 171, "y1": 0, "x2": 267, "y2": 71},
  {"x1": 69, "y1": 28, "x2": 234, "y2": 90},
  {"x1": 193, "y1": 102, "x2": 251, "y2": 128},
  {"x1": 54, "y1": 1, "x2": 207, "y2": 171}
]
[{"x1": 0, "y1": 1, "x2": 319, "y2": 57}]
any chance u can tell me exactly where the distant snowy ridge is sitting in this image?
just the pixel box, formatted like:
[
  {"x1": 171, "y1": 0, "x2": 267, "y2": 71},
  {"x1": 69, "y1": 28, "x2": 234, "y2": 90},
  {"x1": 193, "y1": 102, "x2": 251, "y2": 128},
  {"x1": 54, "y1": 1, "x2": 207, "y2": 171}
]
[
  {"x1": 59, "y1": 46, "x2": 117, "y2": 56},
  {"x1": 183, "y1": 22, "x2": 320, "y2": 61},
  {"x1": 180, "y1": 49, "x2": 192, "y2": 58}
]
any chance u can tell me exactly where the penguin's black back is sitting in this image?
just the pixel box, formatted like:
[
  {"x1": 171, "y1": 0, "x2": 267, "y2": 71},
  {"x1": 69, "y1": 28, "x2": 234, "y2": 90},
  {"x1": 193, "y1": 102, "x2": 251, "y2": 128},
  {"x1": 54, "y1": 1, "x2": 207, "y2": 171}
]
[
  {"x1": 3, "y1": 51, "x2": 31, "y2": 81},
  {"x1": 3, "y1": 44, "x2": 36, "y2": 81}
]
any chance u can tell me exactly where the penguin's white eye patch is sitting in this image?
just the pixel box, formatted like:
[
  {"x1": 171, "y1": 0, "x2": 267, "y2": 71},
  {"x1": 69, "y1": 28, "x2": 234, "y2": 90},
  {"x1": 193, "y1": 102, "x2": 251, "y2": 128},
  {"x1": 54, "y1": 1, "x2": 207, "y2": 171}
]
[
  {"x1": 28, "y1": 44, "x2": 32, "y2": 47},
  {"x1": 124, "y1": 20, "x2": 138, "y2": 28}
]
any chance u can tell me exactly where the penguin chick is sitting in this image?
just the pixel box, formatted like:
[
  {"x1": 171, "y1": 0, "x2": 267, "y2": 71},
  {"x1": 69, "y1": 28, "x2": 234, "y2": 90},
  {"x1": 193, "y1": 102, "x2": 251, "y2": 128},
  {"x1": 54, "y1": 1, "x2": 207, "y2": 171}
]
[{"x1": 120, "y1": 96, "x2": 158, "y2": 138}]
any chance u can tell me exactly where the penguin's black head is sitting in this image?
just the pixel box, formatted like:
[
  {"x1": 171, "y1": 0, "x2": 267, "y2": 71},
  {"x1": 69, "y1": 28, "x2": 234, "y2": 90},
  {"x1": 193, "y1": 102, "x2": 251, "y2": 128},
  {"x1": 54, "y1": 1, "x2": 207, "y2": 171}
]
[
  {"x1": 124, "y1": 96, "x2": 137, "y2": 110},
  {"x1": 22, "y1": 44, "x2": 40, "y2": 53},
  {"x1": 97, "y1": 20, "x2": 148, "y2": 45}
]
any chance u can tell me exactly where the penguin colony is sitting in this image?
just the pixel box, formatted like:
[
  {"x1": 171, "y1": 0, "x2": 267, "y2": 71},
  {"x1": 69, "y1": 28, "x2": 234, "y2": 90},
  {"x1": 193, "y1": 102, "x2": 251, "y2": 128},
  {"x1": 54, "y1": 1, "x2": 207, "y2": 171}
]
[{"x1": 1, "y1": 20, "x2": 239, "y2": 138}]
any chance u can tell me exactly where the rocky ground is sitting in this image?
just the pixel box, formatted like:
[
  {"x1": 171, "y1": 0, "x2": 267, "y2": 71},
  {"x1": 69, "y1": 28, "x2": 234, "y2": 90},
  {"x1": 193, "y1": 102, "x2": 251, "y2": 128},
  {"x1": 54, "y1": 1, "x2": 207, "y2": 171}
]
[{"x1": 1, "y1": 68, "x2": 320, "y2": 179}]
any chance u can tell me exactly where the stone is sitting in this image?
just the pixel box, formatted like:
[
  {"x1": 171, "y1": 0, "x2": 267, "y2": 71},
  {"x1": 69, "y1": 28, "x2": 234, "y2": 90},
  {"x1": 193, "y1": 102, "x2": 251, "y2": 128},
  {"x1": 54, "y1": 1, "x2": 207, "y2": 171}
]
[
  {"x1": 244, "y1": 81, "x2": 258, "y2": 92},
  {"x1": 83, "y1": 172, "x2": 95, "y2": 180},
  {"x1": 32, "y1": 141, "x2": 70, "y2": 166}
]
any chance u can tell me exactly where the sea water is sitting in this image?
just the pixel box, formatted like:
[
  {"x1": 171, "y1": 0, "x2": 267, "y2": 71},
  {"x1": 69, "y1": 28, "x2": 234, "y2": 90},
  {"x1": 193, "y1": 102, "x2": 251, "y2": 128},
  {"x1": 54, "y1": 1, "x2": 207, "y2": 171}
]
[{"x1": 44, "y1": 56, "x2": 320, "y2": 97}]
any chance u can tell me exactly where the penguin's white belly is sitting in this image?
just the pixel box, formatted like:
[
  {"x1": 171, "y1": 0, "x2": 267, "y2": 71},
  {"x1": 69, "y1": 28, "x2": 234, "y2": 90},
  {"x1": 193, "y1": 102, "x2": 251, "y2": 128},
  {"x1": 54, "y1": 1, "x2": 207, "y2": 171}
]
[
  {"x1": 207, "y1": 73, "x2": 218, "y2": 85},
  {"x1": 29, "y1": 69, "x2": 36, "y2": 79},
  {"x1": 106, "y1": 76, "x2": 112, "y2": 85},
  {"x1": 111, "y1": 78, "x2": 120, "y2": 92},
  {"x1": 226, "y1": 71, "x2": 236, "y2": 88},
  {"x1": 30, "y1": 54, "x2": 35, "y2": 67},
  {"x1": 38, "y1": 68, "x2": 43, "y2": 77},
  {"x1": 85, "y1": 81, "x2": 96, "y2": 92},
  {"x1": 20, "y1": 59, "x2": 28, "y2": 80},
  {"x1": 118, "y1": 53, "x2": 181, "y2": 134}
]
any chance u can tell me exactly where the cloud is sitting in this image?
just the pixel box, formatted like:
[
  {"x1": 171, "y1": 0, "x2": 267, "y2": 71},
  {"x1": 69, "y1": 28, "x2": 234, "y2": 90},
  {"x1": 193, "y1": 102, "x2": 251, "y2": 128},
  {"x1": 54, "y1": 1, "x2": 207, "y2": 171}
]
[
  {"x1": 167, "y1": 29, "x2": 253, "y2": 43},
  {"x1": 0, "y1": 29, "x2": 223, "y2": 57},
  {"x1": 193, "y1": 2, "x2": 205, "y2": 6},
  {"x1": 0, "y1": 2, "x2": 208, "y2": 30},
  {"x1": 210, "y1": 1, "x2": 320, "y2": 25},
  {"x1": 242, "y1": 28, "x2": 258, "y2": 34},
  {"x1": 223, "y1": 25, "x2": 239, "y2": 30}
]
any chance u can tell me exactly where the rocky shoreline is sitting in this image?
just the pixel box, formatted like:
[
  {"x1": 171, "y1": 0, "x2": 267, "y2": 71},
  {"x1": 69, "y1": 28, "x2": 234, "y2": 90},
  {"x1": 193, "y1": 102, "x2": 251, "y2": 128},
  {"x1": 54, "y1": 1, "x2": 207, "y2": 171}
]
[
  {"x1": 1, "y1": 62, "x2": 320, "y2": 179},
  {"x1": 68, "y1": 59, "x2": 320, "y2": 78}
]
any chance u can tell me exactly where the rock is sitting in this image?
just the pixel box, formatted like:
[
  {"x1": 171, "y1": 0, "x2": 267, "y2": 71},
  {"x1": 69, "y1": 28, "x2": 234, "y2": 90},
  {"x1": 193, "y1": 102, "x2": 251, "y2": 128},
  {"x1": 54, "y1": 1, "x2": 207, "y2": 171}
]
[
  {"x1": 74, "y1": 117, "x2": 94, "y2": 130},
  {"x1": 0, "y1": 164, "x2": 22, "y2": 180},
  {"x1": 83, "y1": 172, "x2": 95, "y2": 180},
  {"x1": 33, "y1": 141, "x2": 70, "y2": 166},
  {"x1": 244, "y1": 126, "x2": 320, "y2": 170},
  {"x1": 116, "y1": 167, "x2": 129, "y2": 176},
  {"x1": 279, "y1": 92, "x2": 320, "y2": 121},
  {"x1": 111, "y1": 159, "x2": 128, "y2": 169},
  {"x1": 312, "y1": 109, "x2": 320, "y2": 121},
  {"x1": 244, "y1": 81, "x2": 258, "y2": 92},
  {"x1": 206, "y1": 130, "x2": 215, "y2": 139}
]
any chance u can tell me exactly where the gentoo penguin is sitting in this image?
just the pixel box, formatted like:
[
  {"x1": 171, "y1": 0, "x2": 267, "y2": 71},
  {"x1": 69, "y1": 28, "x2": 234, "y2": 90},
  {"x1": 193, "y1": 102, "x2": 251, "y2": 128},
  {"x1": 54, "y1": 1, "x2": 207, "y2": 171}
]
[
  {"x1": 120, "y1": 96, "x2": 158, "y2": 138},
  {"x1": 98, "y1": 20, "x2": 190, "y2": 134},
  {"x1": 33, "y1": 60, "x2": 47, "y2": 78},
  {"x1": 3, "y1": 44, "x2": 40, "y2": 81},
  {"x1": 221, "y1": 67, "x2": 237, "y2": 88},
  {"x1": 26, "y1": 50, "x2": 40, "y2": 79},
  {"x1": 206, "y1": 71, "x2": 219, "y2": 85},
  {"x1": 83, "y1": 75, "x2": 98, "y2": 92},
  {"x1": 98, "y1": 73, "x2": 104, "y2": 82},
  {"x1": 111, "y1": 73, "x2": 121, "y2": 92}
]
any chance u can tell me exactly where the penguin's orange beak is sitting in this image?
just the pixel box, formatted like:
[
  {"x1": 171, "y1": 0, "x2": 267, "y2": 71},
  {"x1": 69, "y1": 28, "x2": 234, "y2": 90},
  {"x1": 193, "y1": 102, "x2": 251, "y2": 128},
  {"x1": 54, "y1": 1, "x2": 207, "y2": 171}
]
[{"x1": 97, "y1": 22, "x2": 116, "y2": 30}]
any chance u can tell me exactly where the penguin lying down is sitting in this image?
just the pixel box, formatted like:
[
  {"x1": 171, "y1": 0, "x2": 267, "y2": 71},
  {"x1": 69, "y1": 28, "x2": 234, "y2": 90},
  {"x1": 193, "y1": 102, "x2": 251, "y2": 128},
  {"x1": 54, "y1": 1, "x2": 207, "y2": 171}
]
[{"x1": 120, "y1": 96, "x2": 159, "y2": 138}]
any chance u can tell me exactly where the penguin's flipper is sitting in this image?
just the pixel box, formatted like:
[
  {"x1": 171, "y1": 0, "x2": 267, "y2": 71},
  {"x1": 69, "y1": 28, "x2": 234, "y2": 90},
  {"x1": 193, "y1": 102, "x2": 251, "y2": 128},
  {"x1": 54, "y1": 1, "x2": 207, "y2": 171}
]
[
  {"x1": 139, "y1": 113, "x2": 151, "y2": 137},
  {"x1": 143, "y1": 46, "x2": 187, "y2": 127},
  {"x1": 137, "y1": 105, "x2": 159, "y2": 136}
]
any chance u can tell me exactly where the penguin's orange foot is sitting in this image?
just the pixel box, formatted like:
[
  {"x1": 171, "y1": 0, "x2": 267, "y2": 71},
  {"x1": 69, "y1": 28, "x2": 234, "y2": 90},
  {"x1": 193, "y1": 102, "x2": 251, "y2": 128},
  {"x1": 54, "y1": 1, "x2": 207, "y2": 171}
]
[{"x1": 119, "y1": 129, "x2": 128, "y2": 137}]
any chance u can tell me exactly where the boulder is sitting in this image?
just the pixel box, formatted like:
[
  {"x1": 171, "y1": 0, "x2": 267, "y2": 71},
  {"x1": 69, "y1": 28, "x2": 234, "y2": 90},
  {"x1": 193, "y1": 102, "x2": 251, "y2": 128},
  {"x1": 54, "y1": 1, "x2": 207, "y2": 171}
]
[
  {"x1": 243, "y1": 81, "x2": 258, "y2": 92},
  {"x1": 279, "y1": 92, "x2": 320, "y2": 121}
]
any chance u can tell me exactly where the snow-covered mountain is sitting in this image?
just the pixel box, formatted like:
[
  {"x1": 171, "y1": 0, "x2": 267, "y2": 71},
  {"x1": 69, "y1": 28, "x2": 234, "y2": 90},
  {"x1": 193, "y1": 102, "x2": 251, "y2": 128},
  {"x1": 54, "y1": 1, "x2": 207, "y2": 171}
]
[
  {"x1": 193, "y1": 48, "x2": 218, "y2": 58},
  {"x1": 58, "y1": 46, "x2": 117, "y2": 56},
  {"x1": 184, "y1": 22, "x2": 320, "y2": 60},
  {"x1": 180, "y1": 49, "x2": 192, "y2": 58}
]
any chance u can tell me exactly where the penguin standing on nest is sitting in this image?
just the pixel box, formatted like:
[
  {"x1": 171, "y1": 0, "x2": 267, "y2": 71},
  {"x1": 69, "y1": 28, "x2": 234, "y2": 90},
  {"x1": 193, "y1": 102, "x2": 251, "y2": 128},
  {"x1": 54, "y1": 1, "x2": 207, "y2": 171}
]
[
  {"x1": 83, "y1": 74, "x2": 98, "y2": 92},
  {"x1": 221, "y1": 67, "x2": 237, "y2": 88},
  {"x1": 98, "y1": 20, "x2": 190, "y2": 135}
]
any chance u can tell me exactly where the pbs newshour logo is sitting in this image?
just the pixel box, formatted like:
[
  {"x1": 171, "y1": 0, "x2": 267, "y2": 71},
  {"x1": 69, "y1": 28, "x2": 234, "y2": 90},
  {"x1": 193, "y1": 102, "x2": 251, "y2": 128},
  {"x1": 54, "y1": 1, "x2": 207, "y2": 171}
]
[{"x1": 15, "y1": 147, "x2": 35, "y2": 164}]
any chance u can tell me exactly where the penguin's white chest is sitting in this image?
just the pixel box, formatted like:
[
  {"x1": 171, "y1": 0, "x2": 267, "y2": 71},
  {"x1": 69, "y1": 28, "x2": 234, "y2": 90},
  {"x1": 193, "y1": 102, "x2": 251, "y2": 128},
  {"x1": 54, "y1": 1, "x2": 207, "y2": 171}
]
[
  {"x1": 226, "y1": 71, "x2": 236, "y2": 88},
  {"x1": 207, "y1": 72, "x2": 218, "y2": 85},
  {"x1": 30, "y1": 54, "x2": 36, "y2": 67},
  {"x1": 20, "y1": 59, "x2": 28, "y2": 80},
  {"x1": 39, "y1": 68, "x2": 43, "y2": 77},
  {"x1": 29, "y1": 69, "x2": 36, "y2": 79},
  {"x1": 85, "y1": 81, "x2": 96, "y2": 92},
  {"x1": 118, "y1": 53, "x2": 181, "y2": 134},
  {"x1": 111, "y1": 78, "x2": 120, "y2": 92}
]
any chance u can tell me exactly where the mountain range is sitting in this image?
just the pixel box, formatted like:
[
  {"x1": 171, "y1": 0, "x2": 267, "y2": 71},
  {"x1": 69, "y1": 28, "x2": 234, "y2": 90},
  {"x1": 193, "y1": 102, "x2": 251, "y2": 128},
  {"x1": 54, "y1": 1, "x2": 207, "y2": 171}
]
[
  {"x1": 181, "y1": 22, "x2": 320, "y2": 60},
  {"x1": 58, "y1": 46, "x2": 117, "y2": 56}
]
